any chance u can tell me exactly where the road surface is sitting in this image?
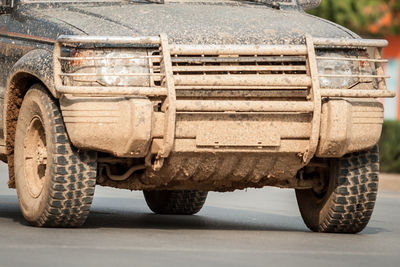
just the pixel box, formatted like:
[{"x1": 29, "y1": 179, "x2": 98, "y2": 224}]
[{"x1": 0, "y1": 162, "x2": 399, "y2": 267}]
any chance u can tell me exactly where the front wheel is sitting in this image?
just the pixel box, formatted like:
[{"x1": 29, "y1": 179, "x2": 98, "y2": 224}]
[
  {"x1": 143, "y1": 190, "x2": 208, "y2": 215},
  {"x1": 296, "y1": 145, "x2": 379, "y2": 233},
  {"x1": 14, "y1": 84, "x2": 97, "y2": 227}
]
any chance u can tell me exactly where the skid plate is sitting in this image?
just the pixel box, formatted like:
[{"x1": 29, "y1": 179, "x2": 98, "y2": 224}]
[{"x1": 196, "y1": 121, "x2": 280, "y2": 148}]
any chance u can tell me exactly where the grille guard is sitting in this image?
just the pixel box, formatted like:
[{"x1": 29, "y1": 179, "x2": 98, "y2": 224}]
[{"x1": 54, "y1": 34, "x2": 395, "y2": 168}]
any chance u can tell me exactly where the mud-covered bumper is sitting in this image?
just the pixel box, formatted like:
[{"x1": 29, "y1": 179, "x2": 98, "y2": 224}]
[
  {"x1": 54, "y1": 35, "x2": 394, "y2": 169},
  {"x1": 60, "y1": 95, "x2": 383, "y2": 158}
]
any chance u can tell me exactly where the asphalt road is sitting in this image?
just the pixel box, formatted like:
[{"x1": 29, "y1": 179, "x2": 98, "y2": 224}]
[{"x1": 0, "y1": 162, "x2": 399, "y2": 267}]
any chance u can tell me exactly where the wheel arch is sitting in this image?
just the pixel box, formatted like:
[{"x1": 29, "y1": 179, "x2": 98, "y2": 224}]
[{"x1": 5, "y1": 48, "x2": 59, "y2": 188}]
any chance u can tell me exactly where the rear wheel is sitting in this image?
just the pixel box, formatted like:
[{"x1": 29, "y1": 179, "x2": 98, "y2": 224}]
[
  {"x1": 143, "y1": 190, "x2": 208, "y2": 215},
  {"x1": 14, "y1": 84, "x2": 97, "y2": 227},
  {"x1": 295, "y1": 145, "x2": 379, "y2": 233}
]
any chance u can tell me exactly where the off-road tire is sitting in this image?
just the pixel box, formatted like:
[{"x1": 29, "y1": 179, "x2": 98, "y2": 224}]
[
  {"x1": 14, "y1": 84, "x2": 97, "y2": 227},
  {"x1": 296, "y1": 145, "x2": 379, "y2": 233},
  {"x1": 143, "y1": 190, "x2": 208, "y2": 215}
]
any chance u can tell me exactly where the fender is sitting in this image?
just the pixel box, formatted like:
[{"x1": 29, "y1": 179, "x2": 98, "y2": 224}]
[
  {"x1": 4, "y1": 48, "x2": 58, "y2": 187},
  {"x1": 6, "y1": 48, "x2": 58, "y2": 100}
]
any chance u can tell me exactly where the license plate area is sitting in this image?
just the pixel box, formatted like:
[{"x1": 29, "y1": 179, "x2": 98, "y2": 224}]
[{"x1": 196, "y1": 121, "x2": 281, "y2": 148}]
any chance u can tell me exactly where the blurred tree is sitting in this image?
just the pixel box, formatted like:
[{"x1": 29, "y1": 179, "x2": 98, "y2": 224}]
[{"x1": 308, "y1": 0, "x2": 400, "y2": 37}]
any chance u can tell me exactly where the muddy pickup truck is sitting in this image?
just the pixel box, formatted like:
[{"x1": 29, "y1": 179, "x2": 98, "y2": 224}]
[{"x1": 0, "y1": 0, "x2": 395, "y2": 232}]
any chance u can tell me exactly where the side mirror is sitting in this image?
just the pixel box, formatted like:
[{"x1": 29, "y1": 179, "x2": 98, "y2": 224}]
[
  {"x1": 0, "y1": 0, "x2": 14, "y2": 13},
  {"x1": 298, "y1": 0, "x2": 321, "y2": 11}
]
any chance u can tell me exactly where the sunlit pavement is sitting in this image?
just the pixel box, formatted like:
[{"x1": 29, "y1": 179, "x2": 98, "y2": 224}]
[{"x1": 0, "y1": 162, "x2": 399, "y2": 267}]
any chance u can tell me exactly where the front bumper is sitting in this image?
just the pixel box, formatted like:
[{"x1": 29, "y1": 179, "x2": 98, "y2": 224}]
[{"x1": 54, "y1": 35, "x2": 394, "y2": 169}]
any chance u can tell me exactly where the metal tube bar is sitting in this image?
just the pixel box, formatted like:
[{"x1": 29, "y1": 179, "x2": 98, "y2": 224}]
[
  {"x1": 175, "y1": 85, "x2": 309, "y2": 90},
  {"x1": 53, "y1": 42, "x2": 63, "y2": 96},
  {"x1": 60, "y1": 73, "x2": 164, "y2": 77},
  {"x1": 171, "y1": 56, "x2": 306, "y2": 63},
  {"x1": 176, "y1": 90, "x2": 308, "y2": 98},
  {"x1": 57, "y1": 35, "x2": 161, "y2": 45},
  {"x1": 303, "y1": 35, "x2": 322, "y2": 164},
  {"x1": 320, "y1": 89, "x2": 395, "y2": 98},
  {"x1": 316, "y1": 56, "x2": 388, "y2": 63},
  {"x1": 374, "y1": 47, "x2": 387, "y2": 90},
  {"x1": 60, "y1": 63, "x2": 151, "y2": 68},
  {"x1": 172, "y1": 65, "x2": 307, "y2": 72},
  {"x1": 157, "y1": 33, "x2": 177, "y2": 161},
  {"x1": 57, "y1": 86, "x2": 168, "y2": 96},
  {"x1": 174, "y1": 75, "x2": 312, "y2": 87},
  {"x1": 170, "y1": 44, "x2": 308, "y2": 56},
  {"x1": 59, "y1": 55, "x2": 162, "y2": 60},
  {"x1": 313, "y1": 38, "x2": 388, "y2": 47},
  {"x1": 176, "y1": 100, "x2": 314, "y2": 112},
  {"x1": 319, "y1": 74, "x2": 390, "y2": 78}
]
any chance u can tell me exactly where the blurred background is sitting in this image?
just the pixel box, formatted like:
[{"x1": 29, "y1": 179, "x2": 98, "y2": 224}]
[{"x1": 309, "y1": 0, "x2": 400, "y2": 173}]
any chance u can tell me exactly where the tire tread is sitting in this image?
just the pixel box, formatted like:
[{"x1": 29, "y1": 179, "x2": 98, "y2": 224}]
[
  {"x1": 144, "y1": 190, "x2": 208, "y2": 215},
  {"x1": 18, "y1": 86, "x2": 97, "y2": 227},
  {"x1": 314, "y1": 146, "x2": 379, "y2": 233}
]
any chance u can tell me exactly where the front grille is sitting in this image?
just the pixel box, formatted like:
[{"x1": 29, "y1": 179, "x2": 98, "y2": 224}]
[
  {"x1": 171, "y1": 55, "x2": 307, "y2": 76},
  {"x1": 168, "y1": 47, "x2": 311, "y2": 100}
]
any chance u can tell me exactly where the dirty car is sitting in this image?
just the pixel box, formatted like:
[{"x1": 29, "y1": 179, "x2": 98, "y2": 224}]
[{"x1": 0, "y1": 0, "x2": 395, "y2": 232}]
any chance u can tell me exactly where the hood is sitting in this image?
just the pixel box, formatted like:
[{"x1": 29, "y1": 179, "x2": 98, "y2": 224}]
[{"x1": 31, "y1": 2, "x2": 358, "y2": 45}]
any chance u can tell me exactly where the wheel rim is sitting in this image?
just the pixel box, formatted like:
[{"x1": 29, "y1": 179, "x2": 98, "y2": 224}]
[{"x1": 23, "y1": 116, "x2": 47, "y2": 199}]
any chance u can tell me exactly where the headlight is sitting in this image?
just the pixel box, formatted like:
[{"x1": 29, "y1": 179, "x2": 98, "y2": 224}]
[
  {"x1": 316, "y1": 50, "x2": 374, "y2": 89},
  {"x1": 66, "y1": 48, "x2": 151, "y2": 87}
]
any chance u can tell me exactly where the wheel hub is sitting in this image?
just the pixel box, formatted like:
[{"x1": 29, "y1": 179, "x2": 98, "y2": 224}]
[{"x1": 24, "y1": 116, "x2": 47, "y2": 199}]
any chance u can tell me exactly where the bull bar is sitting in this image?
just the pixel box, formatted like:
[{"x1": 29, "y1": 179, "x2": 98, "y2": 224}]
[{"x1": 53, "y1": 34, "x2": 395, "y2": 169}]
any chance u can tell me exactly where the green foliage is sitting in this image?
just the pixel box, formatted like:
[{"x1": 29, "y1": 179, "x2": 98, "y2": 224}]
[
  {"x1": 379, "y1": 121, "x2": 400, "y2": 173},
  {"x1": 309, "y1": 0, "x2": 400, "y2": 37}
]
